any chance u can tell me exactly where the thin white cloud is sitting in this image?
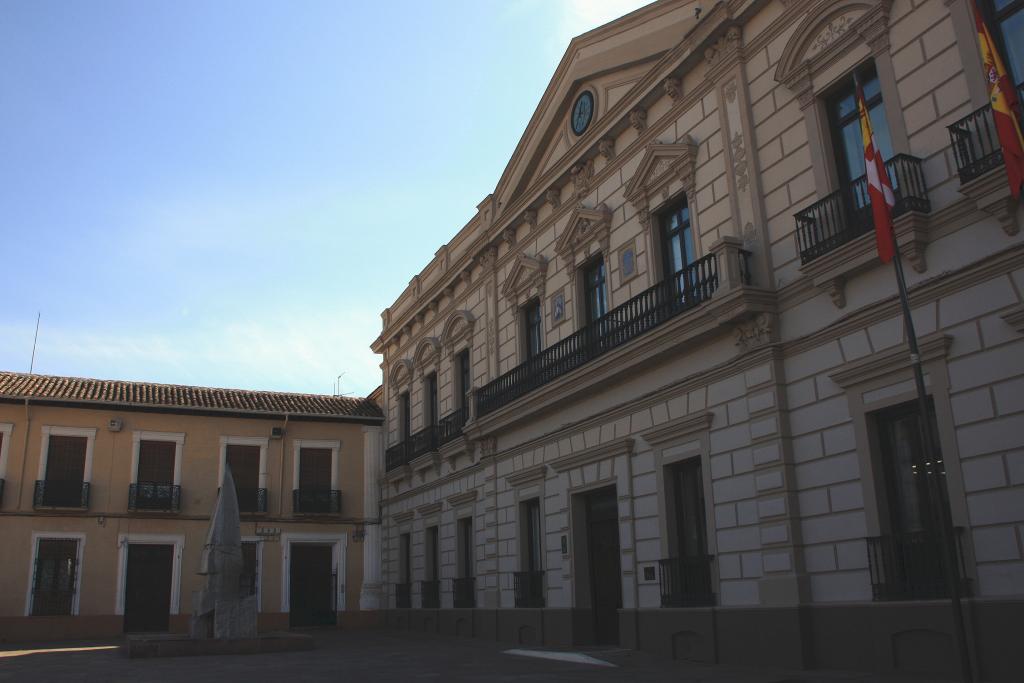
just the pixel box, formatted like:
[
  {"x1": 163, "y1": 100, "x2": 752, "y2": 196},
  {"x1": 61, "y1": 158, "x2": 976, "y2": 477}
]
[{"x1": 0, "y1": 310, "x2": 383, "y2": 397}]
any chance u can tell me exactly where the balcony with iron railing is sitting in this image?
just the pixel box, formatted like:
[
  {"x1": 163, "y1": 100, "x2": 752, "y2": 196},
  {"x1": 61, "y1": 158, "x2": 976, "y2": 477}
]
[
  {"x1": 128, "y1": 482, "x2": 181, "y2": 512},
  {"x1": 420, "y1": 579, "x2": 440, "y2": 608},
  {"x1": 237, "y1": 487, "x2": 268, "y2": 514},
  {"x1": 658, "y1": 556, "x2": 716, "y2": 607},
  {"x1": 866, "y1": 528, "x2": 971, "y2": 601},
  {"x1": 386, "y1": 407, "x2": 469, "y2": 472},
  {"x1": 34, "y1": 480, "x2": 90, "y2": 509},
  {"x1": 476, "y1": 249, "x2": 751, "y2": 418},
  {"x1": 395, "y1": 582, "x2": 411, "y2": 609},
  {"x1": 453, "y1": 577, "x2": 476, "y2": 608},
  {"x1": 293, "y1": 488, "x2": 341, "y2": 514},
  {"x1": 948, "y1": 83, "x2": 1024, "y2": 184},
  {"x1": 513, "y1": 570, "x2": 545, "y2": 608},
  {"x1": 795, "y1": 154, "x2": 930, "y2": 266}
]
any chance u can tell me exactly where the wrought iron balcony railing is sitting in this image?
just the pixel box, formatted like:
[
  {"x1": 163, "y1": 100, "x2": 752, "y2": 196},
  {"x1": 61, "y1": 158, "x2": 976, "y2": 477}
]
[
  {"x1": 476, "y1": 250, "x2": 748, "y2": 417},
  {"x1": 31, "y1": 589, "x2": 76, "y2": 617},
  {"x1": 128, "y1": 482, "x2": 181, "y2": 512},
  {"x1": 293, "y1": 488, "x2": 341, "y2": 514},
  {"x1": 795, "y1": 154, "x2": 930, "y2": 265},
  {"x1": 453, "y1": 577, "x2": 476, "y2": 608},
  {"x1": 866, "y1": 528, "x2": 971, "y2": 601},
  {"x1": 420, "y1": 579, "x2": 440, "y2": 608},
  {"x1": 386, "y1": 408, "x2": 469, "y2": 472},
  {"x1": 513, "y1": 570, "x2": 545, "y2": 608},
  {"x1": 395, "y1": 582, "x2": 411, "y2": 609},
  {"x1": 236, "y1": 487, "x2": 268, "y2": 514},
  {"x1": 437, "y1": 407, "x2": 468, "y2": 447},
  {"x1": 33, "y1": 480, "x2": 90, "y2": 509},
  {"x1": 948, "y1": 83, "x2": 1024, "y2": 184},
  {"x1": 658, "y1": 556, "x2": 716, "y2": 607}
]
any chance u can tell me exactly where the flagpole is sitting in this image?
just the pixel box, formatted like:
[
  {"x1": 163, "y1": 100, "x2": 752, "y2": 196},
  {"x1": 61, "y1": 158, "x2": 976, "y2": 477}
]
[{"x1": 889, "y1": 247, "x2": 974, "y2": 683}]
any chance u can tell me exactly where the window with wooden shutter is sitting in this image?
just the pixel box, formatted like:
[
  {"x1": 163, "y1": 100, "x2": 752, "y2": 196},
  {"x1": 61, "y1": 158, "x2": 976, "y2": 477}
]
[
  {"x1": 299, "y1": 448, "x2": 332, "y2": 490},
  {"x1": 137, "y1": 440, "x2": 175, "y2": 484},
  {"x1": 45, "y1": 436, "x2": 87, "y2": 484},
  {"x1": 226, "y1": 444, "x2": 260, "y2": 489}
]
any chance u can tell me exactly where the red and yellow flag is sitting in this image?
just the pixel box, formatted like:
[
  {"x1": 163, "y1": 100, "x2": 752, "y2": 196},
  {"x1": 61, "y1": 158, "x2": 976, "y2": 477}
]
[
  {"x1": 855, "y1": 76, "x2": 897, "y2": 263},
  {"x1": 973, "y1": 0, "x2": 1024, "y2": 199}
]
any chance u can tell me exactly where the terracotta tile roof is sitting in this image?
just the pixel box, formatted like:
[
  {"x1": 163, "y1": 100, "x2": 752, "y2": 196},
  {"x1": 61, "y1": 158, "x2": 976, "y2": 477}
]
[{"x1": 0, "y1": 371, "x2": 383, "y2": 421}]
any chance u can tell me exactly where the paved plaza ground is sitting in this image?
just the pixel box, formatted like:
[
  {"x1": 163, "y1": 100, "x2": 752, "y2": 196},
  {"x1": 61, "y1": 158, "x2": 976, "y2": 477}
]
[{"x1": 0, "y1": 630, "x2": 945, "y2": 682}]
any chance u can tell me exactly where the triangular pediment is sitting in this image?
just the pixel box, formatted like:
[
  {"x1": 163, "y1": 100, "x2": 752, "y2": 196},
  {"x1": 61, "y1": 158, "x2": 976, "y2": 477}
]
[
  {"x1": 491, "y1": 2, "x2": 702, "y2": 213},
  {"x1": 501, "y1": 252, "x2": 548, "y2": 299},
  {"x1": 624, "y1": 139, "x2": 698, "y2": 210},
  {"x1": 555, "y1": 203, "x2": 612, "y2": 261}
]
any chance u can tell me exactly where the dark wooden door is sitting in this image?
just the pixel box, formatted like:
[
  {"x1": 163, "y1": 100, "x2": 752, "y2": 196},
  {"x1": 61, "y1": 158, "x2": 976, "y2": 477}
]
[
  {"x1": 123, "y1": 544, "x2": 173, "y2": 632},
  {"x1": 585, "y1": 487, "x2": 621, "y2": 645},
  {"x1": 289, "y1": 544, "x2": 335, "y2": 627}
]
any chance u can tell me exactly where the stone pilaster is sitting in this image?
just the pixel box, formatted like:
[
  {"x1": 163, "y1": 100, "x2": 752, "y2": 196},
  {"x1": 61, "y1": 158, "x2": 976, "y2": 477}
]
[{"x1": 359, "y1": 425, "x2": 384, "y2": 610}]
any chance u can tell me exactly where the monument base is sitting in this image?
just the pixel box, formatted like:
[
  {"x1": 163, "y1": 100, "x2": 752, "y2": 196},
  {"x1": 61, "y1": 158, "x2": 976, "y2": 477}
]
[{"x1": 123, "y1": 632, "x2": 314, "y2": 659}]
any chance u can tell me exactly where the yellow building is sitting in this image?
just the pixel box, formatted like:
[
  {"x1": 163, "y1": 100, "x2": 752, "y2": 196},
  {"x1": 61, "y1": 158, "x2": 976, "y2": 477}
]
[{"x1": 0, "y1": 371, "x2": 385, "y2": 641}]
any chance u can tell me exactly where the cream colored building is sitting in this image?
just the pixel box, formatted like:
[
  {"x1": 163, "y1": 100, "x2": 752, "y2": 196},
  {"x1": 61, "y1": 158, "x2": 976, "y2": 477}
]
[
  {"x1": 0, "y1": 372, "x2": 385, "y2": 641},
  {"x1": 372, "y1": 0, "x2": 1024, "y2": 680}
]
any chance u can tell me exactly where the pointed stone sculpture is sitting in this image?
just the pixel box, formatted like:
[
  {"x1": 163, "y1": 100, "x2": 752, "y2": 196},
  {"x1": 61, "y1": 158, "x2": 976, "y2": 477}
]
[{"x1": 190, "y1": 465, "x2": 257, "y2": 639}]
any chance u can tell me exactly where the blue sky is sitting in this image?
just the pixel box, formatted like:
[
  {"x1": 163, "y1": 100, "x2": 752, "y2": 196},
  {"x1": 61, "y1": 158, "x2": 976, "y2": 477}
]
[{"x1": 0, "y1": 0, "x2": 649, "y2": 397}]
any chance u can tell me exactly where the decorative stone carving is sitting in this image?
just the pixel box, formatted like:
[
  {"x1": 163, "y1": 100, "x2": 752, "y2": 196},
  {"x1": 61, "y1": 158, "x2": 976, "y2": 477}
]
[
  {"x1": 441, "y1": 310, "x2": 476, "y2": 355},
  {"x1": 663, "y1": 77, "x2": 682, "y2": 100},
  {"x1": 555, "y1": 203, "x2": 613, "y2": 270},
  {"x1": 808, "y1": 13, "x2": 855, "y2": 56},
  {"x1": 474, "y1": 436, "x2": 497, "y2": 459},
  {"x1": 734, "y1": 313, "x2": 776, "y2": 351},
  {"x1": 827, "y1": 277, "x2": 846, "y2": 309},
  {"x1": 570, "y1": 158, "x2": 595, "y2": 199},
  {"x1": 731, "y1": 132, "x2": 749, "y2": 192},
  {"x1": 459, "y1": 268, "x2": 473, "y2": 288},
  {"x1": 624, "y1": 138, "x2": 700, "y2": 222},
  {"x1": 522, "y1": 209, "x2": 538, "y2": 229},
  {"x1": 413, "y1": 337, "x2": 441, "y2": 372},
  {"x1": 502, "y1": 226, "x2": 517, "y2": 247},
  {"x1": 704, "y1": 26, "x2": 741, "y2": 68},
  {"x1": 742, "y1": 222, "x2": 758, "y2": 247},
  {"x1": 598, "y1": 137, "x2": 616, "y2": 160},
  {"x1": 546, "y1": 188, "x2": 561, "y2": 208},
  {"x1": 501, "y1": 251, "x2": 549, "y2": 310},
  {"x1": 476, "y1": 245, "x2": 498, "y2": 271},
  {"x1": 724, "y1": 79, "x2": 738, "y2": 104},
  {"x1": 629, "y1": 107, "x2": 647, "y2": 132},
  {"x1": 388, "y1": 358, "x2": 414, "y2": 389}
]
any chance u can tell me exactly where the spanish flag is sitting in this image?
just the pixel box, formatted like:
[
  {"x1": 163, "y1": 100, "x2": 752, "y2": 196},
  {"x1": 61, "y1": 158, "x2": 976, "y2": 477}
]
[
  {"x1": 973, "y1": 0, "x2": 1024, "y2": 199},
  {"x1": 855, "y1": 74, "x2": 897, "y2": 263}
]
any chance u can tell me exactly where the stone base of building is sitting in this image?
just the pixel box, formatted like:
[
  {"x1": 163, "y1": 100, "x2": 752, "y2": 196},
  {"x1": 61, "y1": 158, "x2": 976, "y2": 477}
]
[
  {"x1": 123, "y1": 632, "x2": 313, "y2": 658},
  {"x1": 382, "y1": 599, "x2": 1024, "y2": 682},
  {"x1": 0, "y1": 610, "x2": 386, "y2": 643}
]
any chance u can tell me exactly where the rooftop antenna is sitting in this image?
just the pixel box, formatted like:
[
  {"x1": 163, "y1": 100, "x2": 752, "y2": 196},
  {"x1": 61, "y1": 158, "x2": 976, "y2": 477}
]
[
  {"x1": 29, "y1": 312, "x2": 41, "y2": 374},
  {"x1": 334, "y1": 372, "x2": 353, "y2": 397}
]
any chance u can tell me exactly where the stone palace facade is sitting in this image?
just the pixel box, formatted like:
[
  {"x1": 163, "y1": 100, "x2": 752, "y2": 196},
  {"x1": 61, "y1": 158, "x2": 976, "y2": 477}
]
[{"x1": 371, "y1": 0, "x2": 1024, "y2": 679}]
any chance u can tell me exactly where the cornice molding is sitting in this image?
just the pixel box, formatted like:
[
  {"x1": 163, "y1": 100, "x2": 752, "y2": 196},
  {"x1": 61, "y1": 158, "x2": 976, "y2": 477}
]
[
  {"x1": 829, "y1": 332, "x2": 951, "y2": 388},
  {"x1": 416, "y1": 501, "x2": 443, "y2": 516},
  {"x1": 505, "y1": 464, "x2": 549, "y2": 487},
  {"x1": 1000, "y1": 304, "x2": 1024, "y2": 335},
  {"x1": 549, "y1": 438, "x2": 634, "y2": 473},
  {"x1": 446, "y1": 489, "x2": 479, "y2": 507},
  {"x1": 641, "y1": 411, "x2": 714, "y2": 447}
]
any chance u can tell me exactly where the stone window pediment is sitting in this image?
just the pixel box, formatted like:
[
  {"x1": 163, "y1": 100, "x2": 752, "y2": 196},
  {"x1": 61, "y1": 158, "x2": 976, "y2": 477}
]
[
  {"x1": 388, "y1": 359, "x2": 414, "y2": 390},
  {"x1": 441, "y1": 310, "x2": 476, "y2": 356},
  {"x1": 624, "y1": 138, "x2": 698, "y2": 226},
  {"x1": 502, "y1": 252, "x2": 549, "y2": 311},
  {"x1": 413, "y1": 337, "x2": 441, "y2": 374},
  {"x1": 555, "y1": 203, "x2": 612, "y2": 271}
]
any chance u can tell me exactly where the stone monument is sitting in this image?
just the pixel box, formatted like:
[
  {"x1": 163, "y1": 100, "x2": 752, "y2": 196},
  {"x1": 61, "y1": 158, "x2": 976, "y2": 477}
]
[{"x1": 190, "y1": 465, "x2": 257, "y2": 640}]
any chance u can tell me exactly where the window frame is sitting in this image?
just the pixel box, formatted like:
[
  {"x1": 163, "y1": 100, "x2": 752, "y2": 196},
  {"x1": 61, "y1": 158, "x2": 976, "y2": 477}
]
[
  {"x1": 240, "y1": 536, "x2": 263, "y2": 611},
  {"x1": 398, "y1": 391, "x2": 411, "y2": 441},
  {"x1": 38, "y1": 426, "x2": 96, "y2": 486},
  {"x1": 457, "y1": 517, "x2": 474, "y2": 579},
  {"x1": 218, "y1": 435, "x2": 269, "y2": 490},
  {"x1": 456, "y1": 348, "x2": 472, "y2": 412},
  {"x1": 581, "y1": 256, "x2": 608, "y2": 325},
  {"x1": 25, "y1": 531, "x2": 86, "y2": 617},
  {"x1": 131, "y1": 431, "x2": 184, "y2": 486},
  {"x1": 113, "y1": 532, "x2": 185, "y2": 618},
  {"x1": 658, "y1": 197, "x2": 696, "y2": 284},
  {"x1": 520, "y1": 498, "x2": 543, "y2": 572},
  {"x1": 292, "y1": 439, "x2": 341, "y2": 492},
  {"x1": 522, "y1": 298, "x2": 544, "y2": 362},
  {"x1": 424, "y1": 372, "x2": 438, "y2": 427},
  {"x1": 824, "y1": 62, "x2": 893, "y2": 191},
  {"x1": 0, "y1": 422, "x2": 13, "y2": 483},
  {"x1": 985, "y1": 0, "x2": 1024, "y2": 87}
]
